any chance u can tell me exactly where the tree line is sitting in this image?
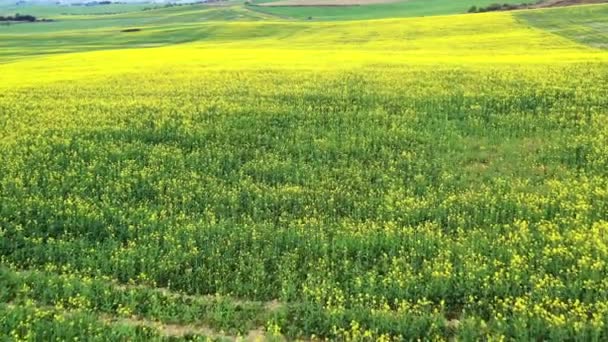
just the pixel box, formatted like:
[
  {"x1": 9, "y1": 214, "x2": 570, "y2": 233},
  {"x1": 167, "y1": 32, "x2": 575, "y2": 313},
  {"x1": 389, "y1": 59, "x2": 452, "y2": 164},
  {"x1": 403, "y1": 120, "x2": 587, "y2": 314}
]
[{"x1": 0, "y1": 13, "x2": 37, "y2": 22}]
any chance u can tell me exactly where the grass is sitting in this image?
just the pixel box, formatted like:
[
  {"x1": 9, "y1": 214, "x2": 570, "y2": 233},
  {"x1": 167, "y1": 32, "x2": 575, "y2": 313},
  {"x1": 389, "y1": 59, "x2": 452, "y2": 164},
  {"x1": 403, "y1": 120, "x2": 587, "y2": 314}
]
[{"x1": 1, "y1": 3, "x2": 608, "y2": 341}]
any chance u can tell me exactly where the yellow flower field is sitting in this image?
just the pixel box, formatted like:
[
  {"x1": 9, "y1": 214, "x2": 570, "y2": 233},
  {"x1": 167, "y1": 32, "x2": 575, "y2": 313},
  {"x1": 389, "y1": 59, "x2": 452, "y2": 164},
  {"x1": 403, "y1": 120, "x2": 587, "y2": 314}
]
[{"x1": 1, "y1": 4, "x2": 607, "y2": 341}]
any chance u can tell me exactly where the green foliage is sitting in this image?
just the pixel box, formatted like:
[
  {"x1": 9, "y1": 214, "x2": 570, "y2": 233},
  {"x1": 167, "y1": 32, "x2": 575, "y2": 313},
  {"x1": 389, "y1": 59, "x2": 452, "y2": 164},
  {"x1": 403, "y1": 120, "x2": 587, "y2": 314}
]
[
  {"x1": 0, "y1": 13, "x2": 37, "y2": 21},
  {"x1": 469, "y1": 2, "x2": 528, "y2": 13}
]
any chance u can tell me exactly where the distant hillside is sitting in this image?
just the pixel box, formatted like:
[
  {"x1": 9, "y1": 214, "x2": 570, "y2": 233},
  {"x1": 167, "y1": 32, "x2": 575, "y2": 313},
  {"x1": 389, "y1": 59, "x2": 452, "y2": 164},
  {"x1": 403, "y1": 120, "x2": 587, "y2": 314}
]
[{"x1": 247, "y1": 0, "x2": 527, "y2": 20}]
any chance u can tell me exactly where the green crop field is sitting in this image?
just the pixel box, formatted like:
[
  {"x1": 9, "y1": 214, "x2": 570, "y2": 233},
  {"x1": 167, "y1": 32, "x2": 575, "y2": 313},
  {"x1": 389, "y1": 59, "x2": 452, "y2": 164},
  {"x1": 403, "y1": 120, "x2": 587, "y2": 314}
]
[
  {"x1": 517, "y1": 4, "x2": 608, "y2": 48},
  {"x1": 1, "y1": 1, "x2": 608, "y2": 341},
  {"x1": 246, "y1": 0, "x2": 526, "y2": 21},
  {"x1": 0, "y1": 3, "x2": 151, "y2": 17}
]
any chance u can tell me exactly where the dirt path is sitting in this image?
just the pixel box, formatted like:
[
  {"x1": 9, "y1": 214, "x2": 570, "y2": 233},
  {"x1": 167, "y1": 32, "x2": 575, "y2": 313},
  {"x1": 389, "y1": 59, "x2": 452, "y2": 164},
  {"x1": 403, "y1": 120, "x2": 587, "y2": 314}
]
[{"x1": 102, "y1": 315, "x2": 273, "y2": 341}]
